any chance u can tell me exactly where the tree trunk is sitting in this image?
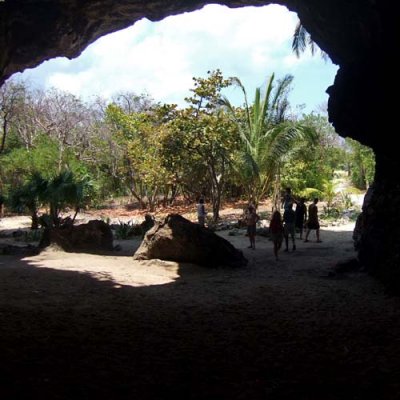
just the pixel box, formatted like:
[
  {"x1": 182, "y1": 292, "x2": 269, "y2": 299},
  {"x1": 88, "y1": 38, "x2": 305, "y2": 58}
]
[
  {"x1": 0, "y1": 118, "x2": 8, "y2": 153},
  {"x1": 208, "y1": 164, "x2": 223, "y2": 222},
  {"x1": 31, "y1": 211, "x2": 39, "y2": 230}
]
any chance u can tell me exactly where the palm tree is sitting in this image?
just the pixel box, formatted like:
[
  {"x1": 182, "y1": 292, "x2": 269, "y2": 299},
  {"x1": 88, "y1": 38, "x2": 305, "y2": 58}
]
[
  {"x1": 9, "y1": 173, "x2": 47, "y2": 229},
  {"x1": 292, "y1": 21, "x2": 329, "y2": 61},
  {"x1": 9, "y1": 170, "x2": 92, "y2": 228},
  {"x1": 221, "y1": 73, "x2": 315, "y2": 207},
  {"x1": 44, "y1": 170, "x2": 91, "y2": 226}
]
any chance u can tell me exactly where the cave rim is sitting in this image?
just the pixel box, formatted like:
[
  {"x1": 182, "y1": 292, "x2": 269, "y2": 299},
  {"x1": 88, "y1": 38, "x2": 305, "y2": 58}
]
[{"x1": 6, "y1": 3, "x2": 338, "y2": 116}]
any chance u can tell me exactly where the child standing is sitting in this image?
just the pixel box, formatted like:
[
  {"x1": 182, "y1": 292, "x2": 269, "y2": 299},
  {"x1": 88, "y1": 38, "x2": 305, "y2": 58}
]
[{"x1": 269, "y1": 210, "x2": 284, "y2": 260}]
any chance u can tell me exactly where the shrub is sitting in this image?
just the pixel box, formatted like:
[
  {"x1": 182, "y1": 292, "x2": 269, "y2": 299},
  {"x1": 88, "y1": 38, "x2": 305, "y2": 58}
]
[
  {"x1": 114, "y1": 220, "x2": 134, "y2": 240},
  {"x1": 298, "y1": 188, "x2": 322, "y2": 201}
]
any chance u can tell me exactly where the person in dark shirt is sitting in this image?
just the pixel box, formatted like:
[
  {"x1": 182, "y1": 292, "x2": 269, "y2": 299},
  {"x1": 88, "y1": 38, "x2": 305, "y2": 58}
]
[
  {"x1": 283, "y1": 202, "x2": 296, "y2": 252},
  {"x1": 295, "y1": 197, "x2": 307, "y2": 239},
  {"x1": 304, "y1": 198, "x2": 322, "y2": 242},
  {"x1": 282, "y1": 187, "x2": 298, "y2": 211}
]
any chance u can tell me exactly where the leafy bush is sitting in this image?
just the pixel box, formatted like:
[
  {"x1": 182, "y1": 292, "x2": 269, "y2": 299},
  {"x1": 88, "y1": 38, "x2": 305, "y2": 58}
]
[
  {"x1": 298, "y1": 188, "x2": 321, "y2": 201},
  {"x1": 321, "y1": 206, "x2": 341, "y2": 220},
  {"x1": 258, "y1": 211, "x2": 270, "y2": 220},
  {"x1": 13, "y1": 229, "x2": 43, "y2": 243},
  {"x1": 100, "y1": 215, "x2": 112, "y2": 225},
  {"x1": 24, "y1": 229, "x2": 43, "y2": 242},
  {"x1": 114, "y1": 220, "x2": 145, "y2": 239},
  {"x1": 343, "y1": 186, "x2": 364, "y2": 195},
  {"x1": 340, "y1": 192, "x2": 354, "y2": 209}
]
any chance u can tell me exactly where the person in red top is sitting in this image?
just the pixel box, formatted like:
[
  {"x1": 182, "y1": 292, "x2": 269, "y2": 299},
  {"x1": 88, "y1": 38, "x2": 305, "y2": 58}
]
[{"x1": 269, "y1": 210, "x2": 284, "y2": 260}]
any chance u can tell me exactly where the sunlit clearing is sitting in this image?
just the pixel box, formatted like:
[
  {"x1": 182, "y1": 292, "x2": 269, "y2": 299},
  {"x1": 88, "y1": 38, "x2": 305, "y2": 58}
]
[{"x1": 23, "y1": 252, "x2": 180, "y2": 288}]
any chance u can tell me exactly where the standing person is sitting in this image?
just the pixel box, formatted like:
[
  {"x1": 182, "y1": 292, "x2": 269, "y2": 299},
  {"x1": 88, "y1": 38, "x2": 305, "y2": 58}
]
[
  {"x1": 282, "y1": 187, "x2": 297, "y2": 211},
  {"x1": 283, "y1": 202, "x2": 296, "y2": 252},
  {"x1": 269, "y1": 210, "x2": 284, "y2": 260},
  {"x1": 295, "y1": 197, "x2": 307, "y2": 239},
  {"x1": 245, "y1": 205, "x2": 260, "y2": 250},
  {"x1": 197, "y1": 197, "x2": 207, "y2": 227},
  {"x1": 304, "y1": 198, "x2": 322, "y2": 242}
]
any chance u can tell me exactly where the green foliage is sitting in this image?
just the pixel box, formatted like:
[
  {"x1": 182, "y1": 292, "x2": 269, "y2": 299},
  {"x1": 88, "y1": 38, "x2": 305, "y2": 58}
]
[
  {"x1": 8, "y1": 170, "x2": 93, "y2": 228},
  {"x1": 322, "y1": 180, "x2": 336, "y2": 210},
  {"x1": 105, "y1": 102, "x2": 178, "y2": 210},
  {"x1": 258, "y1": 211, "x2": 270, "y2": 220},
  {"x1": 340, "y1": 191, "x2": 354, "y2": 209},
  {"x1": 292, "y1": 21, "x2": 330, "y2": 60},
  {"x1": 343, "y1": 186, "x2": 364, "y2": 195},
  {"x1": 38, "y1": 214, "x2": 53, "y2": 228},
  {"x1": 100, "y1": 215, "x2": 112, "y2": 225},
  {"x1": 7, "y1": 172, "x2": 47, "y2": 228},
  {"x1": 167, "y1": 70, "x2": 240, "y2": 220},
  {"x1": 297, "y1": 187, "x2": 322, "y2": 200},
  {"x1": 114, "y1": 220, "x2": 135, "y2": 240},
  {"x1": 22, "y1": 229, "x2": 43, "y2": 243},
  {"x1": 281, "y1": 114, "x2": 344, "y2": 195},
  {"x1": 0, "y1": 74, "x2": 364, "y2": 220},
  {"x1": 321, "y1": 206, "x2": 341, "y2": 220},
  {"x1": 222, "y1": 73, "x2": 314, "y2": 206},
  {"x1": 345, "y1": 138, "x2": 375, "y2": 190},
  {"x1": 185, "y1": 69, "x2": 232, "y2": 112}
]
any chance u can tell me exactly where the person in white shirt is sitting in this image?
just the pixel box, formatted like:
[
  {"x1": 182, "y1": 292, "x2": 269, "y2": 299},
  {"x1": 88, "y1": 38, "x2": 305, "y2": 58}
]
[{"x1": 197, "y1": 198, "x2": 206, "y2": 227}]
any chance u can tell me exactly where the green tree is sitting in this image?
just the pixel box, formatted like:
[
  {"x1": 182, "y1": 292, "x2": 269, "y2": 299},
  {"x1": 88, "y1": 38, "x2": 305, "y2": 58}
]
[
  {"x1": 0, "y1": 80, "x2": 26, "y2": 153},
  {"x1": 345, "y1": 138, "x2": 375, "y2": 189},
  {"x1": 221, "y1": 73, "x2": 314, "y2": 207},
  {"x1": 281, "y1": 113, "x2": 345, "y2": 196},
  {"x1": 105, "y1": 102, "x2": 177, "y2": 210},
  {"x1": 167, "y1": 70, "x2": 239, "y2": 221},
  {"x1": 44, "y1": 170, "x2": 92, "y2": 226},
  {"x1": 9, "y1": 173, "x2": 47, "y2": 229},
  {"x1": 9, "y1": 170, "x2": 93, "y2": 228}
]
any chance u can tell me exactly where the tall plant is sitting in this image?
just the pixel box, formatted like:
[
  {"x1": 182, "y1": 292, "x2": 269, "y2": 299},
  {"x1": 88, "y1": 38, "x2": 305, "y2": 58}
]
[
  {"x1": 44, "y1": 170, "x2": 92, "y2": 226},
  {"x1": 167, "y1": 70, "x2": 239, "y2": 221},
  {"x1": 221, "y1": 73, "x2": 313, "y2": 207},
  {"x1": 9, "y1": 173, "x2": 47, "y2": 229}
]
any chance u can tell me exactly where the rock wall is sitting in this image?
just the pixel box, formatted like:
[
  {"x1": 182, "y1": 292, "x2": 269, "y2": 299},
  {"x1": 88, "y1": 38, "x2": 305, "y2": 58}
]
[{"x1": 1, "y1": 0, "x2": 399, "y2": 288}]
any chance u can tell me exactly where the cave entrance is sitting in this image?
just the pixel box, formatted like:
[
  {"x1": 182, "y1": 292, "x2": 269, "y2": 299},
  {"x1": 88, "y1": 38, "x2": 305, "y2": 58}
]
[{"x1": 2, "y1": 3, "x2": 366, "y2": 263}]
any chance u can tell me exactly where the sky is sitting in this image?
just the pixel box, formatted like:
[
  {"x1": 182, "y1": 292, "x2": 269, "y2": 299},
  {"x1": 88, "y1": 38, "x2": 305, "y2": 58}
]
[{"x1": 12, "y1": 4, "x2": 338, "y2": 115}]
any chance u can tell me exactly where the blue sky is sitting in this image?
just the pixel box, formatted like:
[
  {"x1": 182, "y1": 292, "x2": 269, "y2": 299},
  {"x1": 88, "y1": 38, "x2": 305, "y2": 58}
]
[{"x1": 13, "y1": 4, "x2": 338, "y2": 114}]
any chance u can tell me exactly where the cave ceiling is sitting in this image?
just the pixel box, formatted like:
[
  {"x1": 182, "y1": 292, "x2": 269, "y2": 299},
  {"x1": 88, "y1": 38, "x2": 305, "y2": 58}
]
[{"x1": 0, "y1": 0, "x2": 387, "y2": 83}]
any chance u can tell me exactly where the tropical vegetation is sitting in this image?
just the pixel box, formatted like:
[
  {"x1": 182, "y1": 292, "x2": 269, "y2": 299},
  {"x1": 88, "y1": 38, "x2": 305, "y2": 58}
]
[{"x1": 0, "y1": 70, "x2": 375, "y2": 226}]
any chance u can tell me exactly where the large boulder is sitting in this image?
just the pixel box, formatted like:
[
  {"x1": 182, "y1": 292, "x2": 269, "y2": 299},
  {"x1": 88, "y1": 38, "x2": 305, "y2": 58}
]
[
  {"x1": 133, "y1": 214, "x2": 247, "y2": 267},
  {"x1": 39, "y1": 220, "x2": 114, "y2": 253}
]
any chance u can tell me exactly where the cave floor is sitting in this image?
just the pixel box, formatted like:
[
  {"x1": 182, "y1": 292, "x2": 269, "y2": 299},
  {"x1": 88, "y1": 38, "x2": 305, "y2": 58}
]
[{"x1": 1, "y1": 220, "x2": 399, "y2": 400}]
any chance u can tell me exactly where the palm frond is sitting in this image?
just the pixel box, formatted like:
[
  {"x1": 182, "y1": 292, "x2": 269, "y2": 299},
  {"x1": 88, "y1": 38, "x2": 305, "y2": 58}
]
[
  {"x1": 292, "y1": 21, "x2": 308, "y2": 58},
  {"x1": 292, "y1": 21, "x2": 330, "y2": 61}
]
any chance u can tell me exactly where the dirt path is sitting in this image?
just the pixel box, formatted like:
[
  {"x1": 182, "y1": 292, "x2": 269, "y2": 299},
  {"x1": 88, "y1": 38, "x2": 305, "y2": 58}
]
[{"x1": 1, "y1": 217, "x2": 400, "y2": 399}]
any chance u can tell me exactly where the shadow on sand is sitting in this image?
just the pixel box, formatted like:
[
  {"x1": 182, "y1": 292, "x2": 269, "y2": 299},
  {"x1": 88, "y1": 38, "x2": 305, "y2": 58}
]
[{"x1": 1, "y1": 227, "x2": 400, "y2": 400}]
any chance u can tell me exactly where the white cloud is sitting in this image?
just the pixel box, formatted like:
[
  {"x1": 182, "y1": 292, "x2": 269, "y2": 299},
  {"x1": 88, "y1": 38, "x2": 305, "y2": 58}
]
[{"x1": 14, "y1": 4, "x2": 338, "y2": 113}]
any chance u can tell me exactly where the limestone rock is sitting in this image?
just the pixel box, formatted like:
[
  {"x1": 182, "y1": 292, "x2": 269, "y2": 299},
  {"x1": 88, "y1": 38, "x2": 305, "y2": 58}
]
[
  {"x1": 133, "y1": 214, "x2": 247, "y2": 267},
  {"x1": 39, "y1": 220, "x2": 114, "y2": 253}
]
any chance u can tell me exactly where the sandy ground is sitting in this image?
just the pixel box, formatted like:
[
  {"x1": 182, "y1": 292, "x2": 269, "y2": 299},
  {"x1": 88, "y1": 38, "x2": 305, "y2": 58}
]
[{"x1": 1, "y1": 213, "x2": 400, "y2": 399}]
